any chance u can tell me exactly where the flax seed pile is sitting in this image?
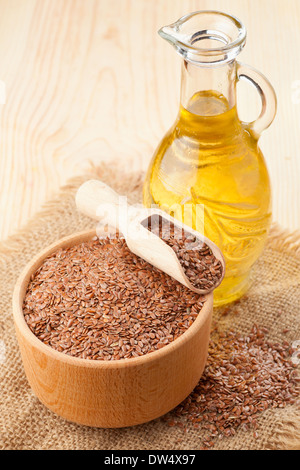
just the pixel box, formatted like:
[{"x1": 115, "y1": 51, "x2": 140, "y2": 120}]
[
  {"x1": 166, "y1": 323, "x2": 300, "y2": 449},
  {"x1": 22, "y1": 231, "x2": 299, "y2": 449},
  {"x1": 23, "y1": 236, "x2": 204, "y2": 360},
  {"x1": 146, "y1": 216, "x2": 223, "y2": 291}
]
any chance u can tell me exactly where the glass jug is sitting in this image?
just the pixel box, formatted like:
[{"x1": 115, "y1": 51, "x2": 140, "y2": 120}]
[{"x1": 143, "y1": 11, "x2": 277, "y2": 306}]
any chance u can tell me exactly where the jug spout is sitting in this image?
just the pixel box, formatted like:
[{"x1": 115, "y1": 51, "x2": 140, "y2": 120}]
[
  {"x1": 158, "y1": 11, "x2": 246, "y2": 65},
  {"x1": 158, "y1": 23, "x2": 183, "y2": 49}
]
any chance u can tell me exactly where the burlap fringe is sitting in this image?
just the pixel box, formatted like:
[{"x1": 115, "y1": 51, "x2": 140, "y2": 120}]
[
  {"x1": 1, "y1": 164, "x2": 299, "y2": 261},
  {"x1": 266, "y1": 411, "x2": 300, "y2": 450},
  {"x1": 1, "y1": 163, "x2": 299, "y2": 450},
  {"x1": 268, "y1": 224, "x2": 300, "y2": 257},
  {"x1": 0, "y1": 173, "x2": 91, "y2": 259}
]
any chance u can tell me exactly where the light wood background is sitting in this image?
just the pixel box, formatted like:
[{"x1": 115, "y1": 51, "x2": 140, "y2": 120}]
[{"x1": 0, "y1": 0, "x2": 299, "y2": 241}]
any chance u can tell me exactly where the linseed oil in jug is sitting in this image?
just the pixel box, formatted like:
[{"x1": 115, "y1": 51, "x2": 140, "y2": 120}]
[{"x1": 143, "y1": 12, "x2": 277, "y2": 306}]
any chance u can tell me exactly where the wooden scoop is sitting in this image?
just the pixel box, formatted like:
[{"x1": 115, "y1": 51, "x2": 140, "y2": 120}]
[{"x1": 75, "y1": 180, "x2": 225, "y2": 295}]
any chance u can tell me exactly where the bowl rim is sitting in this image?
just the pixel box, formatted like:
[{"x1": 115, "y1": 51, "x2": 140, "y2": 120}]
[{"x1": 13, "y1": 229, "x2": 213, "y2": 369}]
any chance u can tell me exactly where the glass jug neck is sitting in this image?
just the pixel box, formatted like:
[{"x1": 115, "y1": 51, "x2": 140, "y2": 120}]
[{"x1": 180, "y1": 59, "x2": 237, "y2": 114}]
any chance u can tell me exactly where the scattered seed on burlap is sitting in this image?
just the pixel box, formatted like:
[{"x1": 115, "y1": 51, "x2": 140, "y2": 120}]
[
  {"x1": 23, "y1": 236, "x2": 205, "y2": 360},
  {"x1": 164, "y1": 324, "x2": 300, "y2": 449},
  {"x1": 146, "y1": 215, "x2": 223, "y2": 291}
]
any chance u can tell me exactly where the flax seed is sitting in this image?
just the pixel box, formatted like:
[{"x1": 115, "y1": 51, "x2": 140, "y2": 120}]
[
  {"x1": 145, "y1": 215, "x2": 223, "y2": 291},
  {"x1": 167, "y1": 324, "x2": 299, "y2": 449},
  {"x1": 23, "y1": 236, "x2": 205, "y2": 361}
]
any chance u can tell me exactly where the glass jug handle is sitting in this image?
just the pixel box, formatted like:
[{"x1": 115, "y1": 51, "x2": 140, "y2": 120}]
[{"x1": 237, "y1": 62, "x2": 277, "y2": 139}]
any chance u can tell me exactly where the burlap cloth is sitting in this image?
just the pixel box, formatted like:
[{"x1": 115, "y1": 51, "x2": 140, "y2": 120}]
[{"x1": 1, "y1": 163, "x2": 299, "y2": 450}]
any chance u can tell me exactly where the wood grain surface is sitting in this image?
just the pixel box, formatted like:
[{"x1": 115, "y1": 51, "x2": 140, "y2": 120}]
[{"x1": 0, "y1": 0, "x2": 299, "y2": 241}]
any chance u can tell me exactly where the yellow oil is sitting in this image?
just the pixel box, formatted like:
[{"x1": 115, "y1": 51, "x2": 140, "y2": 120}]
[{"x1": 143, "y1": 91, "x2": 272, "y2": 306}]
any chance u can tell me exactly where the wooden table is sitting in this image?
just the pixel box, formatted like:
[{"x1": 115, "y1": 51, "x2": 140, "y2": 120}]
[{"x1": 0, "y1": 0, "x2": 299, "y2": 241}]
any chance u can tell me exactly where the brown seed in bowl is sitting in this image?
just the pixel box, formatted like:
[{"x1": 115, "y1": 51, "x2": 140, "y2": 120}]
[{"x1": 23, "y1": 236, "x2": 205, "y2": 361}]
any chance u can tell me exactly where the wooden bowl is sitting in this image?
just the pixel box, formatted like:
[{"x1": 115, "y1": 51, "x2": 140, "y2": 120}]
[{"x1": 12, "y1": 229, "x2": 213, "y2": 428}]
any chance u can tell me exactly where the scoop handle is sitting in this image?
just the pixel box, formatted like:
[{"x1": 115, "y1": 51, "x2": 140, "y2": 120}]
[{"x1": 76, "y1": 180, "x2": 126, "y2": 228}]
